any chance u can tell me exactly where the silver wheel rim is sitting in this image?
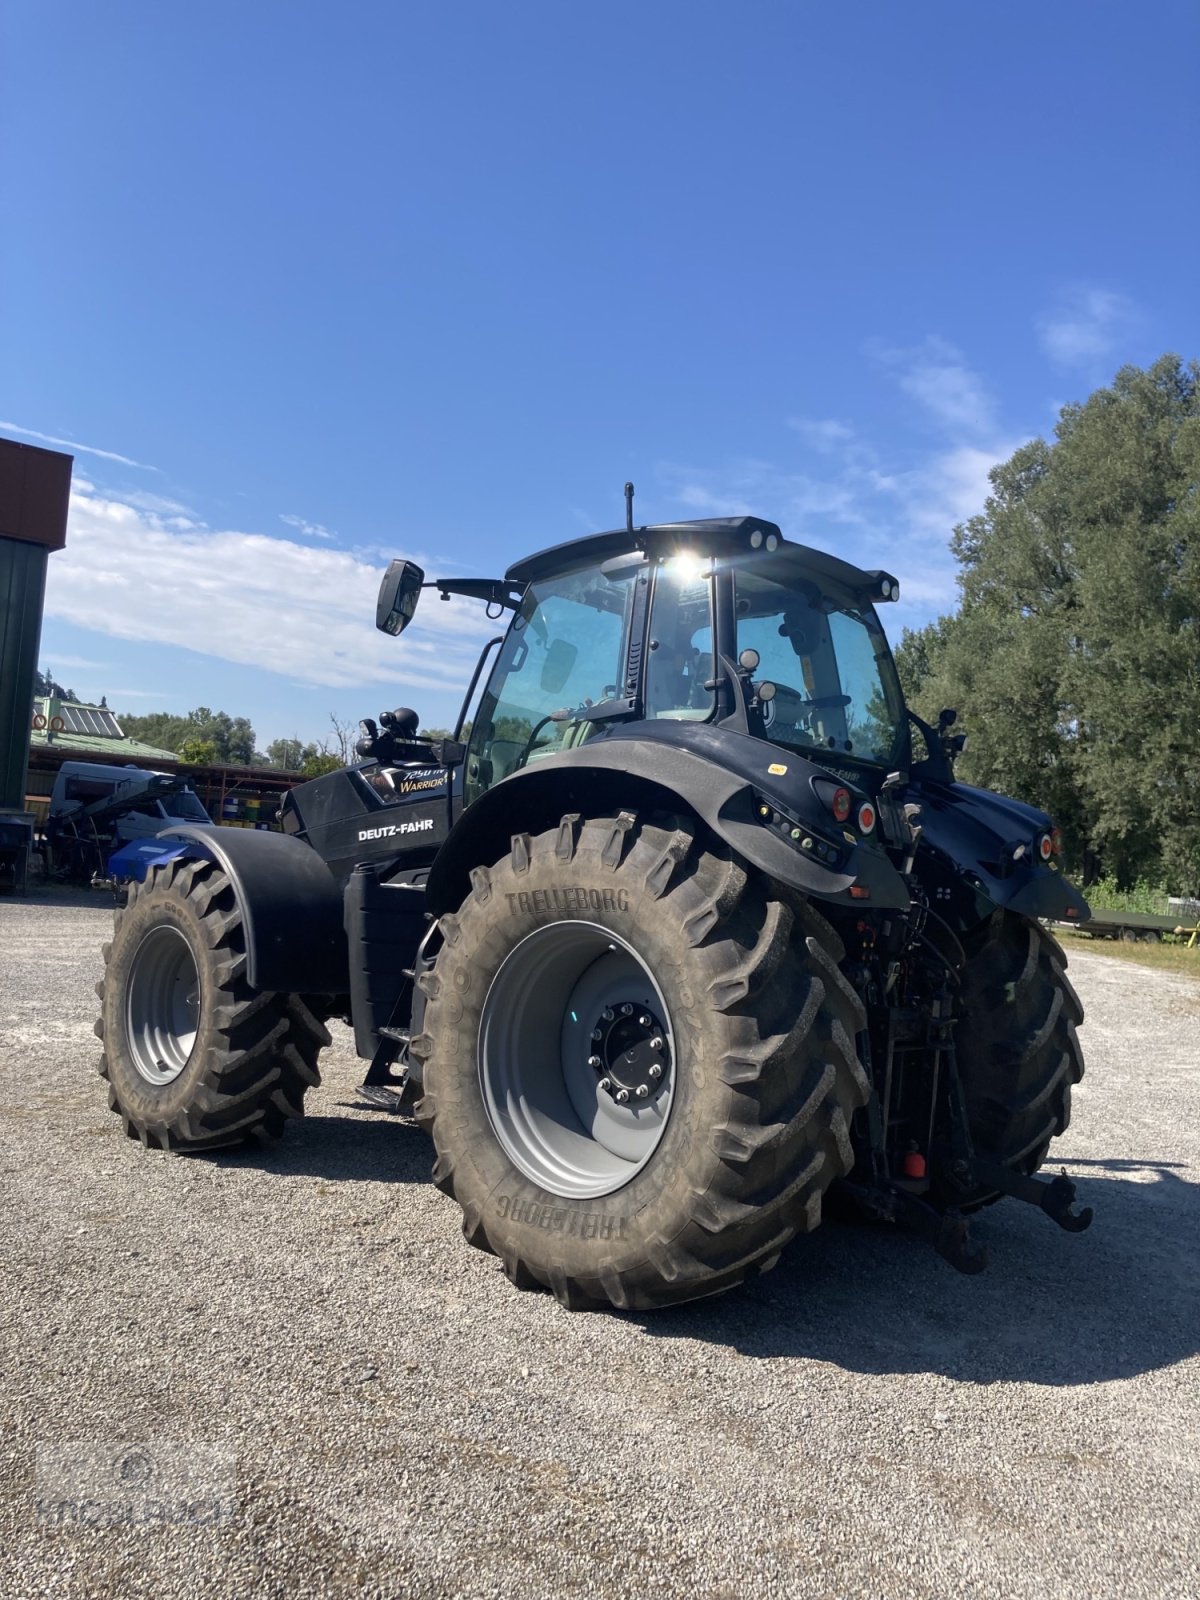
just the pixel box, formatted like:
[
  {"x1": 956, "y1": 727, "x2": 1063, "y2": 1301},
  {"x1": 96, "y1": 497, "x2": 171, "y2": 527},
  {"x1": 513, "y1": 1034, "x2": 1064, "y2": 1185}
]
[
  {"x1": 478, "y1": 921, "x2": 676, "y2": 1199},
  {"x1": 125, "y1": 925, "x2": 200, "y2": 1086}
]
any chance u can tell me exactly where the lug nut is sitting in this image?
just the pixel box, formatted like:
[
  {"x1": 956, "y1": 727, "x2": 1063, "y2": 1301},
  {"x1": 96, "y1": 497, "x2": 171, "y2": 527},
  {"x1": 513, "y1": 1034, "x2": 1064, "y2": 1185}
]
[
  {"x1": 648, "y1": 1063, "x2": 663, "y2": 1079},
  {"x1": 621, "y1": 1003, "x2": 633, "y2": 1016},
  {"x1": 598, "y1": 1078, "x2": 611, "y2": 1093},
  {"x1": 602, "y1": 1008, "x2": 614, "y2": 1022},
  {"x1": 650, "y1": 1036, "x2": 664, "y2": 1051},
  {"x1": 638, "y1": 1014, "x2": 651, "y2": 1026},
  {"x1": 591, "y1": 1028, "x2": 603, "y2": 1042},
  {"x1": 616, "y1": 1088, "x2": 630, "y2": 1103},
  {"x1": 636, "y1": 1085, "x2": 649, "y2": 1098},
  {"x1": 588, "y1": 1055, "x2": 602, "y2": 1069}
]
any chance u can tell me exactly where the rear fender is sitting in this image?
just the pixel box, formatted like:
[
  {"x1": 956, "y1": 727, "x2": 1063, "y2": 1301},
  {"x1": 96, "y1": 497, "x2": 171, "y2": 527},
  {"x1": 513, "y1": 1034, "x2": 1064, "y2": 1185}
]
[
  {"x1": 111, "y1": 825, "x2": 349, "y2": 994},
  {"x1": 426, "y1": 735, "x2": 910, "y2": 916}
]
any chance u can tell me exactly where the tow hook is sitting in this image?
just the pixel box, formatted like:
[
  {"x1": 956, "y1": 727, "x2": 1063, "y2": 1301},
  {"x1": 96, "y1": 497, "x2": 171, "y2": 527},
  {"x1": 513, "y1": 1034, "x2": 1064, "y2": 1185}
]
[{"x1": 966, "y1": 1157, "x2": 1094, "y2": 1232}]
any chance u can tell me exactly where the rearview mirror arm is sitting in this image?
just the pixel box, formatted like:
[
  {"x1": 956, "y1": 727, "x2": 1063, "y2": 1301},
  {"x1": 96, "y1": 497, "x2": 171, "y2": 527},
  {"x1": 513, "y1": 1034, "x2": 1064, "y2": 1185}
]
[{"x1": 430, "y1": 578, "x2": 524, "y2": 611}]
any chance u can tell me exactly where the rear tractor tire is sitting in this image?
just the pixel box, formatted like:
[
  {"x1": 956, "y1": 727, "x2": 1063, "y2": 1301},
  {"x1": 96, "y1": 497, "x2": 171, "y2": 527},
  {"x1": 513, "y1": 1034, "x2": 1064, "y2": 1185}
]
[
  {"x1": 412, "y1": 813, "x2": 871, "y2": 1311},
  {"x1": 96, "y1": 855, "x2": 328, "y2": 1150},
  {"x1": 949, "y1": 909, "x2": 1085, "y2": 1209}
]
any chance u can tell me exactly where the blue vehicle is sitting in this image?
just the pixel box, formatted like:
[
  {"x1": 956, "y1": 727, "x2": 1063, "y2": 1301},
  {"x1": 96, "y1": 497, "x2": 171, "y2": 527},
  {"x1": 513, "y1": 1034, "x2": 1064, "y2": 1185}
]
[{"x1": 96, "y1": 498, "x2": 1091, "y2": 1309}]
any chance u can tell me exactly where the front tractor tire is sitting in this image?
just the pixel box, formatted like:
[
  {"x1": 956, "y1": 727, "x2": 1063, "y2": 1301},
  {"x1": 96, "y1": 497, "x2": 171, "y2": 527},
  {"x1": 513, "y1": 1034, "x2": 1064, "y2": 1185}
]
[
  {"x1": 950, "y1": 909, "x2": 1085, "y2": 1208},
  {"x1": 413, "y1": 814, "x2": 871, "y2": 1311},
  {"x1": 96, "y1": 856, "x2": 328, "y2": 1150}
]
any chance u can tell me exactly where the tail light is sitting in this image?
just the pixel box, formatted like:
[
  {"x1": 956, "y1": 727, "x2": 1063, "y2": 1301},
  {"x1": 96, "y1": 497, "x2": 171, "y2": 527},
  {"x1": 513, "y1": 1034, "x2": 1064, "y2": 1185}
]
[
  {"x1": 829, "y1": 787, "x2": 851, "y2": 823},
  {"x1": 857, "y1": 801, "x2": 876, "y2": 834},
  {"x1": 1038, "y1": 832, "x2": 1054, "y2": 862}
]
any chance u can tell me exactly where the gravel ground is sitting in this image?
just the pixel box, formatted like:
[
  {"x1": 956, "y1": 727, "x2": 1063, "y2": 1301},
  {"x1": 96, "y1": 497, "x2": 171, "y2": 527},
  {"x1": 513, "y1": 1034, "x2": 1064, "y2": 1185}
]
[{"x1": 1, "y1": 884, "x2": 1197, "y2": 1600}]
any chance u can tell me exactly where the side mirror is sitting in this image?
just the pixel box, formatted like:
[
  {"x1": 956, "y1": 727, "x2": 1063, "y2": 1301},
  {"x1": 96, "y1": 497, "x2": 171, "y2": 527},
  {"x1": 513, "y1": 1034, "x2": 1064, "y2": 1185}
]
[{"x1": 376, "y1": 560, "x2": 426, "y2": 636}]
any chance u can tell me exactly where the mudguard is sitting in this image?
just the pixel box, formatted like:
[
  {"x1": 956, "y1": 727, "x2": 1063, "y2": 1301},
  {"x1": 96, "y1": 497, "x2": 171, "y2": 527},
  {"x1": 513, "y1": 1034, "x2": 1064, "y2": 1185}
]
[
  {"x1": 910, "y1": 778, "x2": 1090, "y2": 927},
  {"x1": 110, "y1": 825, "x2": 349, "y2": 994},
  {"x1": 427, "y1": 722, "x2": 911, "y2": 916}
]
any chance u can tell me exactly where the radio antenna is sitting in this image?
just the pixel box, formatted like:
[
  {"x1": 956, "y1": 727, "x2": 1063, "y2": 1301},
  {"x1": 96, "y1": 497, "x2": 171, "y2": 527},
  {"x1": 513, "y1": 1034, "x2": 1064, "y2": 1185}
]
[{"x1": 624, "y1": 481, "x2": 635, "y2": 533}]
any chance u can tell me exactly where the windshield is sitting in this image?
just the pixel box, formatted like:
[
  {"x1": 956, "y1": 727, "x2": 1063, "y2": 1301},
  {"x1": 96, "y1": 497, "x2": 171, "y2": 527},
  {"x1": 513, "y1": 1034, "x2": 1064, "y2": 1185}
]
[
  {"x1": 162, "y1": 791, "x2": 211, "y2": 820},
  {"x1": 735, "y1": 567, "x2": 907, "y2": 769}
]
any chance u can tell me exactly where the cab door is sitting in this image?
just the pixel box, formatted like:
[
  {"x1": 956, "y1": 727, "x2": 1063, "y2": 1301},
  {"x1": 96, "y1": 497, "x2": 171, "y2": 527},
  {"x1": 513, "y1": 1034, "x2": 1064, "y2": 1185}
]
[{"x1": 463, "y1": 563, "x2": 643, "y2": 808}]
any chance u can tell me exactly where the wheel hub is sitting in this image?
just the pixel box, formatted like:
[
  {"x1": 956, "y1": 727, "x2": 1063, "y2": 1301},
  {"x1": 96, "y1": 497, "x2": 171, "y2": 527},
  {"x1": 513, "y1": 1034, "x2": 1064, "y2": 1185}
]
[
  {"x1": 125, "y1": 923, "x2": 200, "y2": 1086},
  {"x1": 477, "y1": 921, "x2": 678, "y2": 1199},
  {"x1": 588, "y1": 1002, "x2": 671, "y2": 1103}
]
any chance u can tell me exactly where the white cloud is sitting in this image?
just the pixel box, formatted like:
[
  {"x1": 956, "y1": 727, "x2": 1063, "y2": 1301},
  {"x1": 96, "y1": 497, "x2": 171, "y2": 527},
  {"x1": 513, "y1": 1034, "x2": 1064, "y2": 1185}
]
[
  {"x1": 660, "y1": 458, "x2": 864, "y2": 528},
  {"x1": 45, "y1": 483, "x2": 495, "y2": 694},
  {"x1": 867, "y1": 433, "x2": 1027, "y2": 604},
  {"x1": 870, "y1": 337, "x2": 998, "y2": 436},
  {"x1": 38, "y1": 655, "x2": 112, "y2": 680},
  {"x1": 280, "y1": 513, "x2": 336, "y2": 540},
  {"x1": 657, "y1": 397, "x2": 1026, "y2": 623},
  {"x1": 787, "y1": 418, "x2": 856, "y2": 453},
  {"x1": 0, "y1": 421, "x2": 157, "y2": 470},
  {"x1": 883, "y1": 442, "x2": 1018, "y2": 540},
  {"x1": 1037, "y1": 286, "x2": 1137, "y2": 368},
  {"x1": 120, "y1": 489, "x2": 202, "y2": 526}
]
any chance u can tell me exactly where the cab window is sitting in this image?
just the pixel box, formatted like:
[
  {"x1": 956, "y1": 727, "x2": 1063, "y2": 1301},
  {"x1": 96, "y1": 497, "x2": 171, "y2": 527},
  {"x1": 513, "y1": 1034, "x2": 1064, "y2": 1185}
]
[
  {"x1": 644, "y1": 558, "x2": 715, "y2": 720},
  {"x1": 466, "y1": 564, "x2": 638, "y2": 802},
  {"x1": 735, "y1": 567, "x2": 906, "y2": 768}
]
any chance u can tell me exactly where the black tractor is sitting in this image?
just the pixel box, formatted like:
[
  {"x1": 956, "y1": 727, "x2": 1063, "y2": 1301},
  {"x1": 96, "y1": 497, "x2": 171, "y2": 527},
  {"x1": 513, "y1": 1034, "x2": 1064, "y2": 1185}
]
[{"x1": 96, "y1": 495, "x2": 1091, "y2": 1309}]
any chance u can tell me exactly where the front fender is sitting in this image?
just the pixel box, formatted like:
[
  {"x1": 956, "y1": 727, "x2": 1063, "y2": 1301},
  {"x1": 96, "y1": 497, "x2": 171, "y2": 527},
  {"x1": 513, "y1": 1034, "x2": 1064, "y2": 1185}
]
[
  {"x1": 911, "y1": 778, "x2": 1091, "y2": 927},
  {"x1": 112, "y1": 825, "x2": 349, "y2": 994}
]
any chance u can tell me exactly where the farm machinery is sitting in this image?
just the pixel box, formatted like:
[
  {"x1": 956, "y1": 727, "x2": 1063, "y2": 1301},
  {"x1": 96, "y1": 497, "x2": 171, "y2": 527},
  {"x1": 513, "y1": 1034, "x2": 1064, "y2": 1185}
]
[{"x1": 95, "y1": 496, "x2": 1092, "y2": 1308}]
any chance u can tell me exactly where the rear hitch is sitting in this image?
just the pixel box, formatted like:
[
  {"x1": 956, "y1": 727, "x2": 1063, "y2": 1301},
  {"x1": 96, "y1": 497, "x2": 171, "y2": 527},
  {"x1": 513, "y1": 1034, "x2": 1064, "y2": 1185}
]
[
  {"x1": 841, "y1": 1181, "x2": 990, "y2": 1275},
  {"x1": 930, "y1": 1209, "x2": 990, "y2": 1274},
  {"x1": 940, "y1": 1044, "x2": 1093, "y2": 1234},
  {"x1": 894, "y1": 1190, "x2": 990, "y2": 1275},
  {"x1": 967, "y1": 1158, "x2": 1094, "y2": 1233}
]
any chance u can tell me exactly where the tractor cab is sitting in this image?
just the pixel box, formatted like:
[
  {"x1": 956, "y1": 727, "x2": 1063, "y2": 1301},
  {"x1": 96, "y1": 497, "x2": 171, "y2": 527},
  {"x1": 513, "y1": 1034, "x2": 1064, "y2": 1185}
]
[
  {"x1": 461, "y1": 518, "x2": 908, "y2": 807},
  {"x1": 381, "y1": 515, "x2": 907, "y2": 796}
]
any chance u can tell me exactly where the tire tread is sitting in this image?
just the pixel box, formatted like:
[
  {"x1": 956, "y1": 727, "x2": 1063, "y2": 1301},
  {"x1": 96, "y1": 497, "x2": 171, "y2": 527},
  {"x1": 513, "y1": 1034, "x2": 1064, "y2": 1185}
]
[{"x1": 97, "y1": 859, "x2": 325, "y2": 1151}]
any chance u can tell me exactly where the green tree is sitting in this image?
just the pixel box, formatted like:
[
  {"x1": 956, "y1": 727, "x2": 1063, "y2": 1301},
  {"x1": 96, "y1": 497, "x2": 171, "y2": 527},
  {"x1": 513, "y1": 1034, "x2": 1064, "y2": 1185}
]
[
  {"x1": 266, "y1": 737, "x2": 314, "y2": 770},
  {"x1": 897, "y1": 354, "x2": 1199, "y2": 892},
  {"x1": 300, "y1": 752, "x2": 342, "y2": 778},
  {"x1": 182, "y1": 707, "x2": 256, "y2": 767},
  {"x1": 34, "y1": 667, "x2": 80, "y2": 703},
  {"x1": 117, "y1": 706, "x2": 259, "y2": 767},
  {"x1": 177, "y1": 736, "x2": 218, "y2": 765}
]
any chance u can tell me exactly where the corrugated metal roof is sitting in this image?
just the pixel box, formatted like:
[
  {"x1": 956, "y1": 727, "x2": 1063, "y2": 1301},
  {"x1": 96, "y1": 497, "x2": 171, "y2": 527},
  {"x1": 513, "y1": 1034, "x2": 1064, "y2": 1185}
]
[{"x1": 29, "y1": 728, "x2": 179, "y2": 759}]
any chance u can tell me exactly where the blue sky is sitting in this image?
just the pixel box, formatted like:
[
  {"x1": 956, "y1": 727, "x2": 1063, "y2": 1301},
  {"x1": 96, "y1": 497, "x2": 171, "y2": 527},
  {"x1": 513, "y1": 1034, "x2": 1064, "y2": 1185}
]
[{"x1": 3, "y1": 1, "x2": 1196, "y2": 750}]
